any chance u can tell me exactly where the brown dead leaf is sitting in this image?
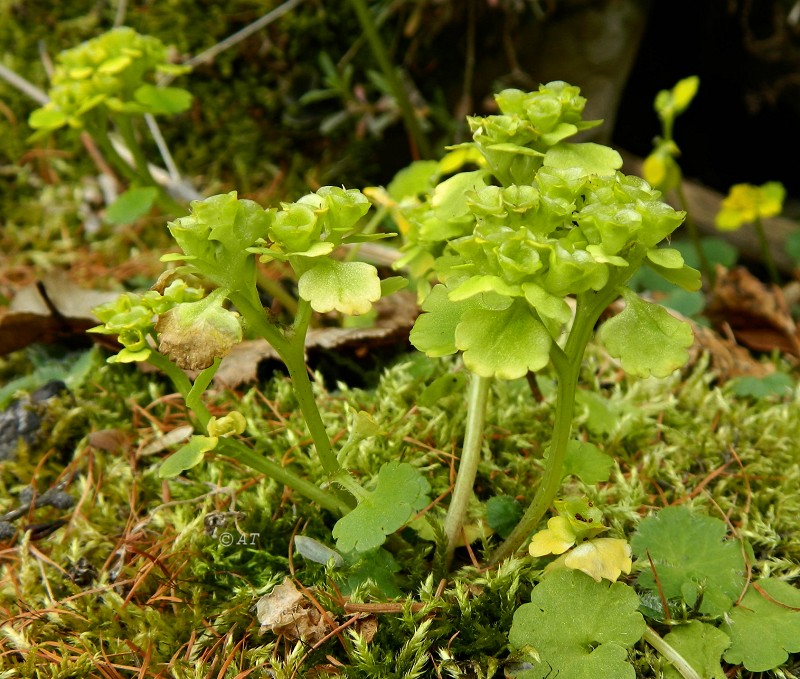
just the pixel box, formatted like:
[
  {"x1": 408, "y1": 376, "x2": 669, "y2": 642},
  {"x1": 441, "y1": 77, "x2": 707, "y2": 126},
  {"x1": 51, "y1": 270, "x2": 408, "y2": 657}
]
[
  {"x1": 215, "y1": 290, "x2": 419, "y2": 388},
  {"x1": 705, "y1": 266, "x2": 800, "y2": 357},
  {"x1": 353, "y1": 615, "x2": 379, "y2": 644},
  {"x1": 0, "y1": 272, "x2": 120, "y2": 355},
  {"x1": 255, "y1": 577, "x2": 333, "y2": 644}
]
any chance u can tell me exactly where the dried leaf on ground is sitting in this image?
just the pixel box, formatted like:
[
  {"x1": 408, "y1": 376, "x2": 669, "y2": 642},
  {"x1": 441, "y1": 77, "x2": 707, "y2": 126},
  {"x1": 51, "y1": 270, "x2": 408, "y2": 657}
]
[
  {"x1": 255, "y1": 577, "x2": 333, "y2": 643},
  {"x1": 0, "y1": 272, "x2": 119, "y2": 355},
  {"x1": 705, "y1": 266, "x2": 800, "y2": 357},
  {"x1": 215, "y1": 291, "x2": 418, "y2": 387}
]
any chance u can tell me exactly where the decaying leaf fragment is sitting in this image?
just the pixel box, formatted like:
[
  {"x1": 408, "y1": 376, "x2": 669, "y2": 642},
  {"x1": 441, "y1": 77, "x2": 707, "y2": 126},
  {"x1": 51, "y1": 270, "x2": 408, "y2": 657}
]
[
  {"x1": 706, "y1": 265, "x2": 800, "y2": 357},
  {"x1": 255, "y1": 577, "x2": 333, "y2": 643}
]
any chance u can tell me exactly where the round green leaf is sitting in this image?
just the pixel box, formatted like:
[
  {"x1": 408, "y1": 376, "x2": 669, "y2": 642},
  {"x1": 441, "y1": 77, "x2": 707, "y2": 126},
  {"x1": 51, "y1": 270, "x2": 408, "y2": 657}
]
[
  {"x1": 599, "y1": 289, "x2": 693, "y2": 378},
  {"x1": 134, "y1": 84, "x2": 193, "y2": 114},
  {"x1": 455, "y1": 300, "x2": 551, "y2": 379},
  {"x1": 509, "y1": 570, "x2": 645, "y2": 679},
  {"x1": 298, "y1": 259, "x2": 381, "y2": 315},
  {"x1": 721, "y1": 579, "x2": 800, "y2": 672}
]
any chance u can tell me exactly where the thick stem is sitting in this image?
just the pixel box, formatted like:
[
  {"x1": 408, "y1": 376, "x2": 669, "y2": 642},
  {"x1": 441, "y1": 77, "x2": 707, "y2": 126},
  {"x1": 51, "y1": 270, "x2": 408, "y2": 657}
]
[
  {"x1": 233, "y1": 291, "x2": 339, "y2": 476},
  {"x1": 489, "y1": 285, "x2": 621, "y2": 565},
  {"x1": 443, "y1": 372, "x2": 492, "y2": 568},
  {"x1": 281, "y1": 299, "x2": 341, "y2": 477},
  {"x1": 346, "y1": 0, "x2": 430, "y2": 159},
  {"x1": 642, "y1": 626, "x2": 702, "y2": 679}
]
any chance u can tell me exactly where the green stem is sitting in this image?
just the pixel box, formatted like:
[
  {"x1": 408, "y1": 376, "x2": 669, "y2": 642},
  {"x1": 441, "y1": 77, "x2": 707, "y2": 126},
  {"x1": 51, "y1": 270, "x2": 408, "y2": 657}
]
[
  {"x1": 753, "y1": 216, "x2": 781, "y2": 286},
  {"x1": 230, "y1": 291, "x2": 342, "y2": 479},
  {"x1": 282, "y1": 299, "x2": 341, "y2": 477},
  {"x1": 675, "y1": 184, "x2": 713, "y2": 287},
  {"x1": 489, "y1": 285, "x2": 621, "y2": 565},
  {"x1": 218, "y1": 439, "x2": 350, "y2": 516},
  {"x1": 145, "y1": 350, "x2": 212, "y2": 429},
  {"x1": 346, "y1": 0, "x2": 430, "y2": 159},
  {"x1": 642, "y1": 626, "x2": 702, "y2": 679},
  {"x1": 146, "y1": 338, "x2": 348, "y2": 515},
  {"x1": 443, "y1": 372, "x2": 491, "y2": 569}
]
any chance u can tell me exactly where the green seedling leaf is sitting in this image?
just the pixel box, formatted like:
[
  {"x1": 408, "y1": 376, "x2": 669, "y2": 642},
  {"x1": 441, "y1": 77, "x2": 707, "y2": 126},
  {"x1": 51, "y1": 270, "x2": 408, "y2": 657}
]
[
  {"x1": 431, "y1": 169, "x2": 486, "y2": 222},
  {"x1": 721, "y1": 579, "x2": 800, "y2": 672},
  {"x1": 418, "y1": 371, "x2": 468, "y2": 407},
  {"x1": 631, "y1": 506, "x2": 747, "y2": 617},
  {"x1": 662, "y1": 621, "x2": 729, "y2": 679},
  {"x1": 28, "y1": 107, "x2": 68, "y2": 131},
  {"x1": 104, "y1": 187, "x2": 159, "y2": 225},
  {"x1": 298, "y1": 259, "x2": 381, "y2": 315},
  {"x1": 332, "y1": 461, "x2": 430, "y2": 553},
  {"x1": 599, "y1": 289, "x2": 693, "y2": 378},
  {"x1": 485, "y1": 495, "x2": 522, "y2": 540},
  {"x1": 509, "y1": 570, "x2": 645, "y2": 679},
  {"x1": 134, "y1": 83, "x2": 192, "y2": 114},
  {"x1": 563, "y1": 440, "x2": 614, "y2": 483},
  {"x1": 727, "y1": 372, "x2": 795, "y2": 399},
  {"x1": 159, "y1": 435, "x2": 217, "y2": 478},
  {"x1": 455, "y1": 300, "x2": 551, "y2": 379},
  {"x1": 387, "y1": 160, "x2": 440, "y2": 200},
  {"x1": 379, "y1": 276, "x2": 408, "y2": 297},
  {"x1": 338, "y1": 547, "x2": 402, "y2": 598},
  {"x1": 645, "y1": 248, "x2": 702, "y2": 291}
]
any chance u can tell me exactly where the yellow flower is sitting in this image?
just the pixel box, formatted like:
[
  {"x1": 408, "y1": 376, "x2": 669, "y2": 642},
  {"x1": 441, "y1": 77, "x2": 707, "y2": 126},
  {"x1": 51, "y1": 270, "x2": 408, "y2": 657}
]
[
  {"x1": 545, "y1": 537, "x2": 633, "y2": 583},
  {"x1": 529, "y1": 516, "x2": 577, "y2": 557},
  {"x1": 715, "y1": 182, "x2": 785, "y2": 231}
]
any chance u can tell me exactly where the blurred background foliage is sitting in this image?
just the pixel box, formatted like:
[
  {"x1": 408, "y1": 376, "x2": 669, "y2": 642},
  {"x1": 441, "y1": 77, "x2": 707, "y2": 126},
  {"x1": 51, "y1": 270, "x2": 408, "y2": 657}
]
[{"x1": 1, "y1": 0, "x2": 799, "y2": 258}]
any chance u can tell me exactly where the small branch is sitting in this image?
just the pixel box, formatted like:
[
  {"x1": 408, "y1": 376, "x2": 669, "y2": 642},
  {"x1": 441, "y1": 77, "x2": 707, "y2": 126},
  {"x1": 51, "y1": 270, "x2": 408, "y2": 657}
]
[
  {"x1": 0, "y1": 62, "x2": 49, "y2": 105},
  {"x1": 172, "y1": 0, "x2": 306, "y2": 78}
]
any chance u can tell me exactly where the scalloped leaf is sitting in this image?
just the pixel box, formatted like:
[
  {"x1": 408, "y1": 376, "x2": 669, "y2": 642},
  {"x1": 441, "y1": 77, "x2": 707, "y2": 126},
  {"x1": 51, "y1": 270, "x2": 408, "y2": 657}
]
[
  {"x1": 509, "y1": 570, "x2": 645, "y2": 679},
  {"x1": 455, "y1": 300, "x2": 551, "y2": 379},
  {"x1": 663, "y1": 621, "x2": 729, "y2": 679},
  {"x1": 332, "y1": 461, "x2": 430, "y2": 553},
  {"x1": 298, "y1": 259, "x2": 381, "y2": 315},
  {"x1": 410, "y1": 284, "x2": 485, "y2": 358},
  {"x1": 721, "y1": 579, "x2": 800, "y2": 672},
  {"x1": 599, "y1": 289, "x2": 693, "y2": 378},
  {"x1": 631, "y1": 506, "x2": 747, "y2": 618},
  {"x1": 544, "y1": 143, "x2": 622, "y2": 176}
]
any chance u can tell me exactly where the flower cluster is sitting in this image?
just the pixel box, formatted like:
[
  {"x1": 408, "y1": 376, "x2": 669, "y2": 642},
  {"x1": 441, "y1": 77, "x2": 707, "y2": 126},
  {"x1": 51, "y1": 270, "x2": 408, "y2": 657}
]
[
  {"x1": 90, "y1": 279, "x2": 204, "y2": 364},
  {"x1": 29, "y1": 27, "x2": 190, "y2": 133}
]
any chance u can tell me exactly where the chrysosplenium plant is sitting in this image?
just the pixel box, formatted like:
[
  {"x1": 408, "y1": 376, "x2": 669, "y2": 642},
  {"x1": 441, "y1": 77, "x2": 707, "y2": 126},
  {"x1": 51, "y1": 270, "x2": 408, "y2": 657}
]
[
  {"x1": 394, "y1": 81, "x2": 700, "y2": 564},
  {"x1": 92, "y1": 187, "x2": 416, "y2": 527},
  {"x1": 29, "y1": 27, "x2": 192, "y2": 214}
]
